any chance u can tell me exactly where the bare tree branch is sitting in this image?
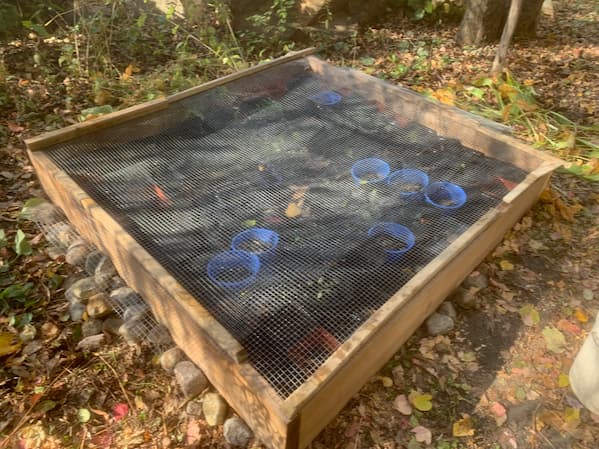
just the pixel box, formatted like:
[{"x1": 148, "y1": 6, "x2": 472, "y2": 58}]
[{"x1": 491, "y1": 0, "x2": 522, "y2": 74}]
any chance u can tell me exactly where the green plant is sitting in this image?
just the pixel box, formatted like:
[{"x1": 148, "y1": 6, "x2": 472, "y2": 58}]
[{"x1": 242, "y1": 0, "x2": 296, "y2": 56}]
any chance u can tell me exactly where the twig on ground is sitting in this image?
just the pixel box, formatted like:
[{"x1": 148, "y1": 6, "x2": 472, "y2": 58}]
[{"x1": 94, "y1": 352, "x2": 134, "y2": 412}]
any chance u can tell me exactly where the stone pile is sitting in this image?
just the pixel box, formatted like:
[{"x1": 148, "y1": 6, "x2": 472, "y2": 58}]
[{"x1": 34, "y1": 201, "x2": 255, "y2": 447}]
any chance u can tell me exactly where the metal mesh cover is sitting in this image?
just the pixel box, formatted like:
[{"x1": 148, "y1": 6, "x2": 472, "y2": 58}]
[{"x1": 45, "y1": 58, "x2": 527, "y2": 397}]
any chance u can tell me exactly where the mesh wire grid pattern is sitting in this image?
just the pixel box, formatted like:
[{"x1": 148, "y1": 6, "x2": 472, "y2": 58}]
[{"x1": 45, "y1": 59, "x2": 527, "y2": 397}]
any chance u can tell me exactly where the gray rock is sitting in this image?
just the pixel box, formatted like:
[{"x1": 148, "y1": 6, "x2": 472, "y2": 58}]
[
  {"x1": 86, "y1": 293, "x2": 112, "y2": 318},
  {"x1": 147, "y1": 325, "x2": 172, "y2": 346},
  {"x1": 102, "y1": 317, "x2": 124, "y2": 335},
  {"x1": 68, "y1": 301, "x2": 86, "y2": 321},
  {"x1": 45, "y1": 222, "x2": 77, "y2": 248},
  {"x1": 462, "y1": 271, "x2": 489, "y2": 290},
  {"x1": 118, "y1": 320, "x2": 144, "y2": 345},
  {"x1": 451, "y1": 287, "x2": 478, "y2": 309},
  {"x1": 174, "y1": 361, "x2": 208, "y2": 398},
  {"x1": 123, "y1": 303, "x2": 150, "y2": 322},
  {"x1": 82, "y1": 319, "x2": 103, "y2": 338},
  {"x1": 65, "y1": 241, "x2": 91, "y2": 267},
  {"x1": 438, "y1": 301, "x2": 457, "y2": 321},
  {"x1": 77, "y1": 334, "x2": 105, "y2": 350},
  {"x1": 185, "y1": 399, "x2": 203, "y2": 416},
  {"x1": 202, "y1": 392, "x2": 228, "y2": 426},
  {"x1": 109, "y1": 287, "x2": 140, "y2": 310},
  {"x1": 84, "y1": 250, "x2": 103, "y2": 276},
  {"x1": 160, "y1": 347, "x2": 186, "y2": 373},
  {"x1": 94, "y1": 256, "x2": 117, "y2": 289},
  {"x1": 110, "y1": 276, "x2": 126, "y2": 290},
  {"x1": 426, "y1": 313, "x2": 455, "y2": 336},
  {"x1": 67, "y1": 277, "x2": 98, "y2": 303},
  {"x1": 45, "y1": 246, "x2": 65, "y2": 261},
  {"x1": 223, "y1": 417, "x2": 253, "y2": 447}
]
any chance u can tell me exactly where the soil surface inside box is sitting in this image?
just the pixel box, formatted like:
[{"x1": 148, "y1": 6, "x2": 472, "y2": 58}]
[{"x1": 44, "y1": 60, "x2": 527, "y2": 397}]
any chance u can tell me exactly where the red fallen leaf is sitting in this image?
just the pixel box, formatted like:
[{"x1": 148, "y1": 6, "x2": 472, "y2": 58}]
[
  {"x1": 497, "y1": 176, "x2": 518, "y2": 191},
  {"x1": 90, "y1": 428, "x2": 114, "y2": 448},
  {"x1": 112, "y1": 403, "x2": 129, "y2": 421},
  {"x1": 393, "y1": 113, "x2": 410, "y2": 127},
  {"x1": 151, "y1": 185, "x2": 172, "y2": 206},
  {"x1": 7, "y1": 122, "x2": 25, "y2": 133},
  {"x1": 556, "y1": 319, "x2": 581, "y2": 335}
]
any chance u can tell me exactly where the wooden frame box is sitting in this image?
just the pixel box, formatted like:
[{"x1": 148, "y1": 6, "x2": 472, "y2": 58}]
[{"x1": 26, "y1": 49, "x2": 562, "y2": 449}]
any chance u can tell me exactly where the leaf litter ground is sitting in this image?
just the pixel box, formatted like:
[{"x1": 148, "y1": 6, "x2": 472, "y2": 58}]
[{"x1": 1, "y1": 0, "x2": 599, "y2": 448}]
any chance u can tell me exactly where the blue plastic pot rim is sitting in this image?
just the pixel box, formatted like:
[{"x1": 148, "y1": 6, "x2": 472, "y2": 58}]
[
  {"x1": 424, "y1": 181, "x2": 467, "y2": 210},
  {"x1": 351, "y1": 158, "x2": 391, "y2": 185},
  {"x1": 309, "y1": 91, "x2": 342, "y2": 106},
  {"x1": 207, "y1": 250, "x2": 260, "y2": 289},
  {"x1": 367, "y1": 222, "x2": 415, "y2": 255}
]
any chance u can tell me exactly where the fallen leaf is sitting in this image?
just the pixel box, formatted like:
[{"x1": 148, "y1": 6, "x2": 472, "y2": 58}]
[
  {"x1": 242, "y1": 219, "x2": 257, "y2": 228},
  {"x1": 186, "y1": 418, "x2": 201, "y2": 445},
  {"x1": 393, "y1": 394, "x2": 413, "y2": 415},
  {"x1": 7, "y1": 121, "x2": 24, "y2": 133},
  {"x1": 518, "y1": 304, "x2": 540, "y2": 326},
  {"x1": 582, "y1": 289, "x2": 594, "y2": 301},
  {"x1": 411, "y1": 426, "x2": 432, "y2": 444},
  {"x1": 285, "y1": 200, "x2": 303, "y2": 218},
  {"x1": 574, "y1": 307, "x2": 589, "y2": 322},
  {"x1": 558, "y1": 374, "x2": 570, "y2": 388},
  {"x1": 542, "y1": 327, "x2": 567, "y2": 354},
  {"x1": 563, "y1": 407, "x2": 580, "y2": 431},
  {"x1": 112, "y1": 403, "x2": 129, "y2": 421},
  {"x1": 499, "y1": 260, "x2": 514, "y2": 271},
  {"x1": 0, "y1": 332, "x2": 22, "y2": 357},
  {"x1": 78, "y1": 408, "x2": 91, "y2": 423},
  {"x1": 490, "y1": 402, "x2": 507, "y2": 426},
  {"x1": 408, "y1": 391, "x2": 432, "y2": 412},
  {"x1": 380, "y1": 376, "x2": 393, "y2": 388},
  {"x1": 557, "y1": 319, "x2": 581, "y2": 335},
  {"x1": 453, "y1": 415, "x2": 475, "y2": 437}
]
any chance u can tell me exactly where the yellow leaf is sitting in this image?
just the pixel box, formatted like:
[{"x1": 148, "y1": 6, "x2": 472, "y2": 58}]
[
  {"x1": 574, "y1": 308, "x2": 589, "y2": 323},
  {"x1": 453, "y1": 415, "x2": 475, "y2": 437},
  {"x1": 285, "y1": 200, "x2": 303, "y2": 218},
  {"x1": 499, "y1": 260, "x2": 514, "y2": 271},
  {"x1": 380, "y1": 376, "x2": 393, "y2": 388},
  {"x1": 563, "y1": 407, "x2": 580, "y2": 430},
  {"x1": 432, "y1": 88, "x2": 455, "y2": 106},
  {"x1": 408, "y1": 391, "x2": 433, "y2": 412},
  {"x1": 0, "y1": 332, "x2": 22, "y2": 357},
  {"x1": 121, "y1": 64, "x2": 134, "y2": 81},
  {"x1": 558, "y1": 374, "x2": 570, "y2": 388}
]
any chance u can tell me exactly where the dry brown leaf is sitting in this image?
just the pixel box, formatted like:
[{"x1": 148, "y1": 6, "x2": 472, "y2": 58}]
[{"x1": 285, "y1": 200, "x2": 303, "y2": 218}]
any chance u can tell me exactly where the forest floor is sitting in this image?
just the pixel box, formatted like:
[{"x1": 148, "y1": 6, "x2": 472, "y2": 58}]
[{"x1": 1, "y1": 0, "x2": 598, "y2": 448}]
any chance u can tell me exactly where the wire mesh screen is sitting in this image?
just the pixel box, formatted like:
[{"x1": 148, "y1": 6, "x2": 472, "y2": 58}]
[{"x1": 44, "y1": 58, "x2": 527, "y2": 397}]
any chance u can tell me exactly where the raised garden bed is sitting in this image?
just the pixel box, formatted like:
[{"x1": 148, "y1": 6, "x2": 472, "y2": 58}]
[{"x1": 25, "y1": 49, "x2": 562, "y2": 449}]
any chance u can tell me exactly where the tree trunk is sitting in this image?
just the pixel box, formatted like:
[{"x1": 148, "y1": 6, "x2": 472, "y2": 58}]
[
  {"x1": 457, "y1": 0, "x2": 508, "y2": 46},
  {"x1": 514, "y1": 0, "x2": 544, "y2": 37},
  {"x1": 491, "y1": 0, "x2": 521, "y2": 74},
  {"x1": 457, "y1": 0, "x2": 544, "y2": 47}
]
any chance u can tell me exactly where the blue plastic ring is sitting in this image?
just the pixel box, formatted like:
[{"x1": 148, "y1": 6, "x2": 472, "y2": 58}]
[
  {"x1": 424, "y1": 181, "x2": 467, "y2": 210},
  {"x1": 368, "y1": 222, "x2": 415, "y2": 256},
  {"x1": 351, "y1": 158, "x2": 391, "y2": 185},
  {"x1": 207, "y1": 250, "x2": 260, "y2": 289}
]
